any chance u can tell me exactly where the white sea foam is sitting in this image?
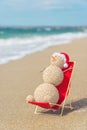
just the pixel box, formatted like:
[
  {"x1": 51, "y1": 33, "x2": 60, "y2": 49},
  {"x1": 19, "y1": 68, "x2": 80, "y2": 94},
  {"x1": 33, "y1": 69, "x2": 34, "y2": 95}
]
[{"x1": 0, "y1": 31, "x2": 87, "y2": 64}]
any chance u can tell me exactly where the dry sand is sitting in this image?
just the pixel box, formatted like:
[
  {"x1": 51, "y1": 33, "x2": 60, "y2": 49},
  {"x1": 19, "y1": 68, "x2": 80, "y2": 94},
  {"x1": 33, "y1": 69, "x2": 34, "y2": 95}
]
[{"x1": 0, "y1": 38, "x2": 87, "y2": 130}]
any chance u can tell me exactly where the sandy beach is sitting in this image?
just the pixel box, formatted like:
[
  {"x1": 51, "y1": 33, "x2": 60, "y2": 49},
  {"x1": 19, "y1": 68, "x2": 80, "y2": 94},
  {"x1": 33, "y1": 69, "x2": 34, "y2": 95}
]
[{"x1": 0, "y1": 37, "x2": 87, "y2": 130}]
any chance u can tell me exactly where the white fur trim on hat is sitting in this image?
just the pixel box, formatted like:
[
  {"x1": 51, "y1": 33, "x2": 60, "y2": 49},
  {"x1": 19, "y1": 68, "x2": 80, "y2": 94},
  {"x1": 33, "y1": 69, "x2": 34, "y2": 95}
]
[{"x1": 52, "y1": 52, "x2": 64, "y2": 60}]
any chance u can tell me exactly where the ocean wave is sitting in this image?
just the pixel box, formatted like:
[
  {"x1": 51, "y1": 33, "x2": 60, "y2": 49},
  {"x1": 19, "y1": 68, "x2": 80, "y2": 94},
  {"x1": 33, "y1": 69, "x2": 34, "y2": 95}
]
[
  {"x1": 44, "y1": 27, "x2": 52, "y2": 31},
  {"x1": 0, "y1": 31, "x2": 87, "y2": 64},
  {"x1": 0, "y1": 31, "x2": 4, "y2": 34},
  {"x1": 0, "y1": 31, "x2": 87, "y2": 45}
]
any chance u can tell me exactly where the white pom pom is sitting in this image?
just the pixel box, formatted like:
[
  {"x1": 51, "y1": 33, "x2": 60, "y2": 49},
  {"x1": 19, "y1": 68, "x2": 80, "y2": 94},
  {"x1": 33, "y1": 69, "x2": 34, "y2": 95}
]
[{"x1": 64, "y1": 63, "x2": 68, "y2": 68}]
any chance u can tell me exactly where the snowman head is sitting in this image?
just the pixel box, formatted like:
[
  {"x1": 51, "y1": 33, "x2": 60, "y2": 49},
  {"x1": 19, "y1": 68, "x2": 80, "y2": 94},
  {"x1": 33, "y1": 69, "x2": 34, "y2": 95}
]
[{"x1": 51, "y1": 52, "x2": 69, "y2": 69}]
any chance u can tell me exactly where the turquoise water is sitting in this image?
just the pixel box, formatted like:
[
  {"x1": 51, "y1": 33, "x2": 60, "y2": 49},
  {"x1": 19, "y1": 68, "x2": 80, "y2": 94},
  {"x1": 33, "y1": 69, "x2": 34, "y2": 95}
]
[
  {"x1": 0, "y1": 27, "x2": 87, "y2": 64},
  {"x1": 0, "y1": 27, "x2": 85, "y2": 38}
]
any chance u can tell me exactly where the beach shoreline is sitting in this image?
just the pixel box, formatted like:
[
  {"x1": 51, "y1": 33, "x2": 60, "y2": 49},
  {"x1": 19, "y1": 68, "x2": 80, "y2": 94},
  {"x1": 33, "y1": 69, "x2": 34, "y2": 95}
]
[
  {"x1": 0, "y1": 37, "x2": 87, "y2": 130},
  {"x1": 0, "y1": 26, "x2": 87, "y2": 65}
]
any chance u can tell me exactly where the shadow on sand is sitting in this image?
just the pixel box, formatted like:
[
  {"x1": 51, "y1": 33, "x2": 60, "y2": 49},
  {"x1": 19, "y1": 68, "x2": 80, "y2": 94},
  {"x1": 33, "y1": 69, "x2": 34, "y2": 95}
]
[{"x1": 42, "y1": 98, "x2": 87, "y2": 116}]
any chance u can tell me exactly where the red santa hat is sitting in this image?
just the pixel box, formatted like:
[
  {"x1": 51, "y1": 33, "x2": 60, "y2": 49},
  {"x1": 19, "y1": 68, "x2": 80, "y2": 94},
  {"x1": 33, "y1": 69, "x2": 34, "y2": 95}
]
[{"x1": 52, "y1": 52, "x2": 70, "y2": 68}]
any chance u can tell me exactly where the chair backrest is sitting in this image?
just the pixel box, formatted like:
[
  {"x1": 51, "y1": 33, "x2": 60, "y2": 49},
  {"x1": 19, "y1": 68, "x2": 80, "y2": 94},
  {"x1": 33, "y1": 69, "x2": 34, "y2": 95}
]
[{"x1": 52, "y1": 61, "x2": 75, "y2": 110}]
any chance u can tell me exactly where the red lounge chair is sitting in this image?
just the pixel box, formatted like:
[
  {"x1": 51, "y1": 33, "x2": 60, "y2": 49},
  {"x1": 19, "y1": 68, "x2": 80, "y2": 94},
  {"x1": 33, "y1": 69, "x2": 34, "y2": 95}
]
[{"x1": 28, "y1": 61, "x2": 75, "y2": 115}]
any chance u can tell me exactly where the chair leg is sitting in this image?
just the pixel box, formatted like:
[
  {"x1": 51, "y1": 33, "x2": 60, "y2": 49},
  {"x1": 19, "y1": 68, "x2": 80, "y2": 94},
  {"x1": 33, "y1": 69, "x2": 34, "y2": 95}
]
[
  {"x1": 60, "y1": 103, "x2": 65, "y2": 116},
  {"x1": 60, "y1": 98, "x2": 74, "y2": 116},
  {"x1": 34, "y1": 106, "x2": 50, "y2": 114},
  {"x1": 34, "y1": 106, "x2": 41, "y2": 114}
]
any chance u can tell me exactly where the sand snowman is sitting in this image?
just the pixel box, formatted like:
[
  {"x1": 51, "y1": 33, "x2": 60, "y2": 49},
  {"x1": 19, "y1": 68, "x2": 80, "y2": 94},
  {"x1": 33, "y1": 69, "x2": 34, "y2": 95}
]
[{"x1": 26, "y1": 52, "x2": 69, "y2": 106}]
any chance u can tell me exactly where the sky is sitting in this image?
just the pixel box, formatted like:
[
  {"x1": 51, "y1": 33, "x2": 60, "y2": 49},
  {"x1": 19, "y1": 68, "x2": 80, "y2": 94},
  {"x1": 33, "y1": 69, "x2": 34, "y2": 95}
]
[{"x1": 0, "y1": 0, "x2": 87, "y2": 26}]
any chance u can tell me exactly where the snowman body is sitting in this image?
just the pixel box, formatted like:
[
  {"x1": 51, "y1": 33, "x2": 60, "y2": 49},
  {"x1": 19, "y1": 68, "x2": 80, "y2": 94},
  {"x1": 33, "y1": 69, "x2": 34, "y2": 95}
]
[{"x1": 26, "y1": 52, "x2": 69, "y2": 107}]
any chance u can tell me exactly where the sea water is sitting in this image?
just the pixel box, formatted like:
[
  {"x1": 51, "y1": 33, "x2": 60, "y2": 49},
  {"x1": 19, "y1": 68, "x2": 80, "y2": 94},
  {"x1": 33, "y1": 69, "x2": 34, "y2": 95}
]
[{"x1": 0, "y1": 26, "x2": 87, "y2": 64}]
